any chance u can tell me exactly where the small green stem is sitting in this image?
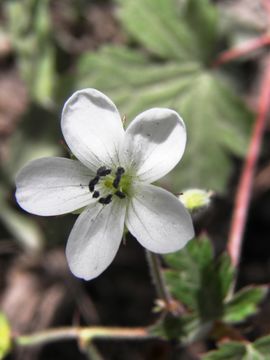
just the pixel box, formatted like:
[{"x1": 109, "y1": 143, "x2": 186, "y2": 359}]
[
  {"x1": 15, "y1": 326, "x2": 152, "y2": 348},
  {"x1": 85, "y1": 343, "x2": 104, "y2": 360}
]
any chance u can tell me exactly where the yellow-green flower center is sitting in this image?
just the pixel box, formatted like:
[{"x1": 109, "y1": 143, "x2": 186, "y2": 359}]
[{"x1": 89, "y1": 166, "x2": 133, "y2": 204}]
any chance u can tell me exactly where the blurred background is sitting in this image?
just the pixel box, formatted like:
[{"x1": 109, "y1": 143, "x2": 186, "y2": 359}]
[{"x1": 1, "y1": 0, "x2": 270, "y2": 359}]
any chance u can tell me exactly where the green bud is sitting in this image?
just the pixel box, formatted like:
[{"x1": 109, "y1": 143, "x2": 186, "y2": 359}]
[
  {"x1": 0, "y1": 313, "x2": 11, "y2": 360},
  {"x1": 179, "y1": 189, "x2": 212, "y2": 212}
]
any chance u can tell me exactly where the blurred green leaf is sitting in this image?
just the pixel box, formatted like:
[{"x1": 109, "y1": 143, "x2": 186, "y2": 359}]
[
  {"x1": 3, "y1": 0, "x2": 56, "y2": 106},
  {"x1": 184, "y1": 0, "x2": 218, "y2": 61},
  {"x1": 116, "y1": 0, "x2": 196, "y2": 61},
  {"x1": 116, "y1": 0, "x2": 218, "y2": 63},
  {"x1": 202, "y1": 341, "x2": 247, "y2": 360},
  {"x1": 77, "y1": 46, "x2": 252, "y2": 191},
  {"x1": 0, "y1": 313, "x2": 11, "y2": 360},
  {"x1": 223, "y1": 286, "x2": 268, "y2": 324},
  {"x1": 3, "y1": 106, "x2": 61, "y2": 181},
  {"x1": 150, "y1": 313, "x2": 206, "y2": 343},
  {"x1": 0, "y1": 188, "x2": 44, "y2": 252},
  {"x1": 203, "y1": 335, "x2": 270, "y2": 360},
  {"x1": 254, "y1": 335, "x2": 270, "y2": 357}
]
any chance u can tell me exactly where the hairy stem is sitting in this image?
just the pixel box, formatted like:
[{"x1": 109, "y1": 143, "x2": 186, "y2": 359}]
[
  {"x1": 145, "y1": 250, "x2": 181, "y2": 315},
  {"x1": 146, "y1": 250, "x2": 170, "y2": 302}
]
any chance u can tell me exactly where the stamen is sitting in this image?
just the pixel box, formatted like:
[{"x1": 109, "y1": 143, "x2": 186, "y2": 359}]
[
  {"x1": 113, "y1": 174, "x2": 121, "y2": 189},
  {"x1": 97, "y1": 166, "x2": 111, "y2": 177},
  {"x1": 116, "y1": 167, "x2": 125, "y2": 175},
  {"x1": 89, "y1": 176, "x2": 100, "y2": 192},
  {"x1": 92, "y1": 191, "x2": 100, "y2": 198},
  {"x1": 115, "y1": 190, "x2": 126, "y2": 199},
  {"x1": 98, "y1": 194, "x2": 113, "y2": 205}
]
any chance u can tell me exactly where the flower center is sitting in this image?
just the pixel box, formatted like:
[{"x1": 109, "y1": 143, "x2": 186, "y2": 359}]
[{"x1": 88, "y1": 166, "x2": 132, "y2": 205}]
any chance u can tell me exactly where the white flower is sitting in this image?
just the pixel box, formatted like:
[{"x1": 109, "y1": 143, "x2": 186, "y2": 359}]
[{"x1": 15, "y1": 89, "x2": 194, "y2": 280}]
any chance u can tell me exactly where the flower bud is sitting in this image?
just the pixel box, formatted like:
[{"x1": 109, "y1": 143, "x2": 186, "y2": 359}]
[{"x1": 179, "y1": 189, "x2": 212, "y2": 212}]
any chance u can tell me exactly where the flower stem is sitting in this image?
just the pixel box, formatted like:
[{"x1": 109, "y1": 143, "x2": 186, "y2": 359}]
[
  {"x1": 15, "y1": 326, "x2": 152, "y2": 348},
  {"x1": 145, "y1": 250, "x2": 180, "y2": 315},
  {"x1": 228, "y1": 59, "x2": 270, "y2": 272},
  {"x1": 146, "y1": 250, "x2": 169, "y2": 301},
  {"x1": 84, "y1": 343, "x2": 104, "y2": 360}
]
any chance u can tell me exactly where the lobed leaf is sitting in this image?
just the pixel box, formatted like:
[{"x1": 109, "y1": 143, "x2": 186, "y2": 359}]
[
  {"x1": 116, "y1": 0, "x2": 218, "y2": 63},
  {"x1": 163, "y1": 235, "x2": 265, "y2": 328},
  {"x1": 164, "y1": 236, "x2": 234, "y2": 321},
  {"x1": 203, "y1": 335, "x2": 270, "y2": 359},
  {"x1": 223, "y1": 286, "x2": 268, "y2": 323},
  {"x1": 202, "y1": 342, "x2": 247, "y2": 360}
]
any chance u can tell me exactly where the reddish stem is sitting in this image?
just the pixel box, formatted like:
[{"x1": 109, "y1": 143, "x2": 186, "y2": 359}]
[
  {"x1": 227, "y1": 60, "x2": 270, "y2": 268},
  {"x1": 262, "y1": 0, "x2": 270, "y2": 17},
  {"x1": 213, "y1": 34, "x2": 270, "y2": 67}
]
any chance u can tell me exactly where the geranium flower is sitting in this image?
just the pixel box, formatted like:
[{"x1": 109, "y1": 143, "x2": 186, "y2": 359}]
[{"x1": 15, "y1": 89, "x2": 194, "y2": 280}]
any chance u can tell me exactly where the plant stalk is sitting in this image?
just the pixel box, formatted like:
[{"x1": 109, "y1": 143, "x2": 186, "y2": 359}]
[
  {"x1": 145, "y1": 250, "x2": 181, "y2": 315},
  {"x1": 15, "y1": 326, "x2": 152, "y2": 348},
  {"x1": 228, "y1": 59, "x2": 270, "y2": 271}
]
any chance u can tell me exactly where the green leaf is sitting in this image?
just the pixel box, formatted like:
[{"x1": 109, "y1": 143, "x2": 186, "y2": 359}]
[
  {"x1": 184, "y1": 0, "x2": 218, "y2": 60},
  {"x1": 0, "y1": 313, "x2": 11, "y2": 360},
  {"x1": 165, "y1": 234, "x2": 213, "y2": 271},
  {"x1": 116, "y1": 0, "x2": 196, "y2": 61},
  {"x1": 202, "y1": 342, "x2": 247, "y2": 360},
  {"x1": 150, "y1": 312, "x2": 208, "y2": 343},
  {"x1": 3, "y1": 106, "x2": 61, "y2": 180},
  {"x1": 164, "y1": 236, "x2": 234, "y2": 321},
  {"x1": 223, "y1": 286, "x2": 268, "y2": 323},
  {"x1": 77, "y1": 46, "x2": 252, "y2": 191},
  {"x1": 0, "y1": 188, "x2": 44, "y2": 252},
  {"x1": 254, "y1": 335, "x2": 270, "y2": 356},
  {"x1": 116, "y1": 0, "x2": 218, "y2": 63},
  {"x1": 3, "y1": 0, "x2": 56, "y2": 106},
  {"x1": 164, "y1": 235, "x2": 265, "y2": 325},
  {"x1": 164, "y1": 236, "x2": 213, "y2": 310},
  {"x1": 203, "y1": 336, "x2": 270, "y2": 360}
]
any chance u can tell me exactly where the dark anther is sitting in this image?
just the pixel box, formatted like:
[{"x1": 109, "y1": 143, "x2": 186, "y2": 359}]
[
  {"x1": 97, "y1": 166, "x2": 111, "y2": 177},
  {"x1": 113, "y1": 174, "x2": 121, "y2": 189},
  {"x1": 98, "y1": 194, "x2": 113, "y2": 205},
  {"x1": 115, "y1": 190, "x2": 126, "y2": 199},
  {"x1": 89, "y1": 176, "x2": 100, "y2": 192},
  {"x1": 116, "y1": 167, "x2": 125, "y2": 175},
  {"x1": 92, "y1": 191, "x2": 100, "y2": 198}
]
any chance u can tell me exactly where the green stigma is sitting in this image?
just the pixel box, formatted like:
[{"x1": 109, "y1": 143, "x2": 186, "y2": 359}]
[
  {"x1": 119, "y1": 174, "x2": 132, "y2": 195},
  {"x1": 103, "y1": 175, "x2": 114, "y2": 189},
  {"x1": 102, "y1": 168, "x2": 133, "y2": 197}
]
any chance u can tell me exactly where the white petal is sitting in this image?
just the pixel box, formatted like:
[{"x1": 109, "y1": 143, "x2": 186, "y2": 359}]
[
  {"x1": 66, "y1": 199, "x2": 127, "y2": 280},
  {"x1": 61, "y1": 89, "x2": 124, "y2": 171},
  {"x1": 126, "y1": 184, "x2": 194, "y2": 253},
  {"x1": 15, "y1": 157, "x2": 95, "y2": 216},
  {"x1": 121, "y1": 108, "x2": 186, "y2": 183}
]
